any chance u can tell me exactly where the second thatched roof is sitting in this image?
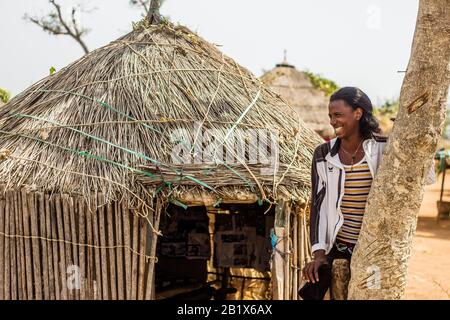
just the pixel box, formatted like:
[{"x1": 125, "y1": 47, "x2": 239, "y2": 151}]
[
  {"x1": 261, "y1": 62, "x2": 333, "y2": 138},
  {"x1": 0, "y1": 20, "x2": 322, "y2": 206}
]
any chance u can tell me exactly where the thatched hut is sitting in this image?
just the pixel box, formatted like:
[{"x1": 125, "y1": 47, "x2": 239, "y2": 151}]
[
  {"x1": 0, "y1": 11, "x2": 321, "y2": 300},
  {"x1": 261, "y1": 60, "x2": 334, "y2": 139}
]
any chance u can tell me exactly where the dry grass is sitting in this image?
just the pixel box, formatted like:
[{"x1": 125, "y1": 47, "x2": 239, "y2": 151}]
[{"x1": 0, "y1": 20, "x2": 322, "y2": 206}]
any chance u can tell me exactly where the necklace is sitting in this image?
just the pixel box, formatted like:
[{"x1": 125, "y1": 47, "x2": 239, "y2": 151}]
[{"x1": 340, "y1": 140, "x2": 364, "y2": 171}]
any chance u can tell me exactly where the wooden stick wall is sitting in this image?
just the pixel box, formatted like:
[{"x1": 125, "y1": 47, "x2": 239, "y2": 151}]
[
  {"x1": 0, "y1": 188, "x2": 159, "y2": 300},
  {"x1": 272, "y1": 201, "x2": 311, "y2": 300}
]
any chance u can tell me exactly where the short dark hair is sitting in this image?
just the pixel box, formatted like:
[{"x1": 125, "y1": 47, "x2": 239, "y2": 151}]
[{"x1": 330, "y1": 87, "x2": 381, "y2": 139}]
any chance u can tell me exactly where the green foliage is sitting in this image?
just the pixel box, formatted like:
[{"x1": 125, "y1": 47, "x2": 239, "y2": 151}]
[
  {"x1": 374, "y1": 99, "x2": 399, "y2": 116},
  {"x1": 50, "y1": 66, "x2": 56, "y2": 75},
  {"x1": 303, "y1": 71, "x2": 339, "y2": 97},
  {"x1": 0, "y1": 88, "x2": 10, "y2": 104},
  {"x1": 442, "y1": 109, "x2": 450, "y2": 139}
]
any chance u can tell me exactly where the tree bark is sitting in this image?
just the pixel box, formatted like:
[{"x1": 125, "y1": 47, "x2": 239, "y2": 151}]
[
  {"x1": 348, "y1": 0, "x2": 450, "y2": 300},
  {"x1": 147, "y1": 0, "x2": 162, "y2": 24}
]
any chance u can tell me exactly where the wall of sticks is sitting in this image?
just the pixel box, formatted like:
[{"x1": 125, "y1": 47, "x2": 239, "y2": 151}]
[
  {"x1": 0, "y1": 187, "x2": 161, "y2": 300},
  {"x1": 0, "y1": 185, "x2": 310, "y2": 300},
  {"x1": 271, "y1": 201, "x2": 311, "y2": 300},
  {"x1": 291, "y1": 203, "x2": 312, "y2": 300}
]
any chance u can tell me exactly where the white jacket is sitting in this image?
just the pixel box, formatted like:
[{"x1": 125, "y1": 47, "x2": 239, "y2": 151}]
[{"x1": 310, "y1": 136, "x2": 435, "y2": 254}]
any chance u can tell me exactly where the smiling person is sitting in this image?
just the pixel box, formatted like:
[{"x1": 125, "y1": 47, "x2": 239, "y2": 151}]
[
  {"x1": 300, "y1": 87, "x2": 384, "y2": 300},
  {"x1": 300, "y1": 87, "x2": 436, "y2": 300}
]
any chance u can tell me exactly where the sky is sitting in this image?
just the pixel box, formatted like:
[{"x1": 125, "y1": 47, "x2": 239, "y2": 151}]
[{"x1": 0, "y1": 0, "x2": 422, "y2": 106}]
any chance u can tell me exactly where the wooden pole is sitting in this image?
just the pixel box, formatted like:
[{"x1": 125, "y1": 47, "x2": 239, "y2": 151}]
[
  {"x1": 10, "y1": 191, "x2": 18, "y2": 300},
  {"x1": 284, "y1": 202, "x2": 290, "y2": 300},
  {"x1": 61, "y1": 194, "x2": 73, "y2": 300},
  {"x1": 68, "y1": 196, "x2": 79, "y2": 300},
  {"x1": 115, "y1": 201, "x2": 125, "y2": 300},
  {"x1": 122, "y1": 202, "x2": 132, "y2": 300},
  {"x1": 49, "y1": 195, "x2": 61, "y2": 300},
  {"x1": 37, "y1": 192, "x2": 50, "y2": 300},
  {"x1": 145, "y1": 199, "x2": 161, "y2": 300},
  {"x1": 298, "y1": 207, "x2": 305, "y2": 292},
  {"x1": 54, "y1": 194, "x2": 68, "y2": 300},
  {"x1": 4, "y1": 190, "x2": 11, "y2": 300},
  {"x1": 78, "y1": 198, "x2": 86, "y2": 300},
  {"x1": 0, "y1": 197, "x2": 5, "y2": 300},
  {"x1": 85, "y1": 196, "x2": 95, "y2": 300},
  {"x1": 137, "y1": 216, "x2": 148, "y2": 300},
  {"x1": 20, "y1": 189, "x2": 33, "y2": 300},
  {"x1": 292, "y1": 210, "x2": 298, "y2": 300},
  {"x1": 97, "y1": 193, "x2": 109, "y2": 300},
  {"x1": 130, "y1": 211, "x2": 139, "y2": 300},
  {"x1": 28, "y1": 191, "x2": 43, "y2": 300},
  {"x1": 107, "y1": 202, "x2": 117, "y2": 300},
  {"x1": 91, "y1": 193, "x2": 102, "y2": 299},
  {"x1": 44, "y1": 194, "x2": 56, "y2": 300},
  {"x1": 304, "y1": 208, "x2": 312, "y2": 261},
  {"x1": 14, "y1": 190, "x2": 25, "y2": 300},
  {"x1": 273, "y1": 199, "x2": 286, "y2": 300}
]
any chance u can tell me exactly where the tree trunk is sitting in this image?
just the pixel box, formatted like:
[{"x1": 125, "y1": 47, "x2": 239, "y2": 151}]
[
  {"x1": 348, "y1": 0, "x2": 450, "y2": 300},
  {"x1": 147, "y1": 0, "x2": 162, "y2": 24}
]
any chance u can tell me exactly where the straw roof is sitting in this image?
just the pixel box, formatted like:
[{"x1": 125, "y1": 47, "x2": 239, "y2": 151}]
[
  {"x1": 0, "y1": 20, "x2": 322, "y2": 206},
  {"x1": 261, "y1": 62, "x2": 333, "y2": 138}
]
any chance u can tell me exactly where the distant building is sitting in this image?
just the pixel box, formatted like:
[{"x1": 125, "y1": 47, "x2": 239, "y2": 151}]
[{"x1": 261, "y1": 60, "x2": 334, "y2": 139}]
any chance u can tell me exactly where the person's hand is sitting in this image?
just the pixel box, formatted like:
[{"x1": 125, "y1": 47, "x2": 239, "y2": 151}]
[{"x1": 302, "y1": 250, "x2": 328, "y2": 283}]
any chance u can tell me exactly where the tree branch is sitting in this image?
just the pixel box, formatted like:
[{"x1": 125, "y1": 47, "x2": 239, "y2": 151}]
[
  {"x1": 130, "y1": 0, "x2": 150, "y2": 17},
  {"x1": 130, "y1": 0, "x2": 166, "y2": 21},
  {"x1": 24, "y1": 0, "x2": 91, "y2": 54},
  {"x1": 147, "y1": 0, "x2": 162, "y2": 24}
]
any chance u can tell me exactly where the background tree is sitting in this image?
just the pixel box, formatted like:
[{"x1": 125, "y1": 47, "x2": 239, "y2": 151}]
[
  {"x1": 303, "y1": 71, "x2": 339, "y2": 97},
  {"x1": 373, "y1": 99, "x2": 399, "y2": 135},
  {"x1": 130, "y1": 0, "x2": 166, "y2": 18},
  {"x1": 24, "y1": 0, "x2": 92, "y2": 54},
  {"x1": 348, "y1": 0, "x2": 450, "y2": 299}
]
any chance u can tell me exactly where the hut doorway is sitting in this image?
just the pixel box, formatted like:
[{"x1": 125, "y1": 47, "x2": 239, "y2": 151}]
[{"x1": 155, "y1": 202, "x2": 275, "y2": 300}]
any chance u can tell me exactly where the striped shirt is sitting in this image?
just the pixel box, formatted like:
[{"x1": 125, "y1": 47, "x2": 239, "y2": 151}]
[{"x1": 336, "y1": 158, "x2": 372, "y2": 244}]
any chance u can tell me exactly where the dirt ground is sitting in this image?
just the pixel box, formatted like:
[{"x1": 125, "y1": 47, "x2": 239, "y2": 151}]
[{"x1": 404, "y1": 171, "x2": 450, "y2": 299}]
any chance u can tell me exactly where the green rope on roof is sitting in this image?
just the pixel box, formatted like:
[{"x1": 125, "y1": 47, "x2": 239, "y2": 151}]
[
  {"x1": 222, "y1": 90, "x2": 261, "y2": 143},
  {"x1": 15, "y1": 113, "x2": 216, "y2": 191},
  {"x1": 13, "y1": 88, "x2": 261, "y2": 192},
  {"x1": 218, "y1": 160, "x2": 255, "y2": 192},
  {"x1": 257, "y1": 197, "x2": 263, "y2": 206},
  {"x1": 16, "y1": 113, "x2": 163, "y2": 163},
  {"x1": 169, "y1": 198, "x2": 188, "y2": 210},
  {"x1": 30, "y1": 89, "x2": 262, "y2": 191},
  {"x1": 213, "y1": 197, "x2": 222, "y2": 207},
  {"x1": 96, "y1": 100, "x2": 164, "y2": 134},
  {"x1": 34, "y1": 89, "x2": 163, "y2": 134},
  {"x1": 0, "y1": 129, "x2": 157, "y2": 179}
]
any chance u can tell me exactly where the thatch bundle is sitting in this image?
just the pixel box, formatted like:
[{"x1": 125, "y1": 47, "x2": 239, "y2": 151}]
[
  {"x1": 261, "y1": 62, "x2": 333, "y2": 138},
  {"x1": 0, "y1": 21, "x2": 321, "y2": 207},
  {"x1": 0, "y1": 17, "x2": 320, "y2": 300}
]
